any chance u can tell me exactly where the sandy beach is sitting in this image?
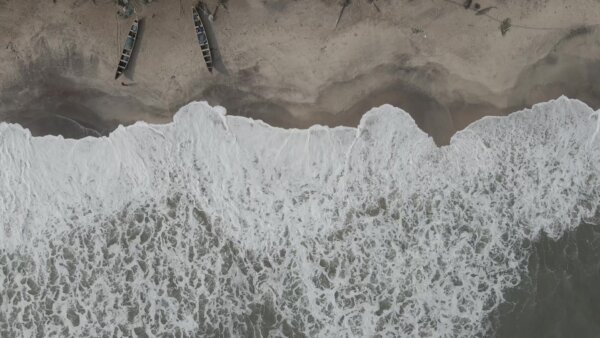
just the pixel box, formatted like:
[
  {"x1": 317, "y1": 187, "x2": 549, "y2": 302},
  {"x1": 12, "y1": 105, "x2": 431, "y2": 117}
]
[
  {"x1": 2, "y1": 2, "x2": 600, "y2": 336},
  {"x1": 1, "y1": 0, "x2": 600, "y2": 144}
]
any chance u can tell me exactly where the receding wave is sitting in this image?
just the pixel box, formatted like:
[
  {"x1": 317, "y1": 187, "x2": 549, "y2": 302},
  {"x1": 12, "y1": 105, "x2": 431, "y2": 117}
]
[{"x1": 0, "y1": 97, "x2": 598, "y2": 337}]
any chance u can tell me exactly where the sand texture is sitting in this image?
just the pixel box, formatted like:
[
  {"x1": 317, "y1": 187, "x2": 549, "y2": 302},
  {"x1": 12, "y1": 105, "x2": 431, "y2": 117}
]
[{"x1": 1, "y1": 0, "x2": 600, "y2": 143}]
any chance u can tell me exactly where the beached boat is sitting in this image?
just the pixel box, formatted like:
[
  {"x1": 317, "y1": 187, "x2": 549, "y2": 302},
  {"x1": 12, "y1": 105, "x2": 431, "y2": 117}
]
[
  {"x1": 115, "y1": 19, "x2": 139, "y2": 80},
  {"x1": 192, "y1": 7, "x2": 213, "y2": 73}
]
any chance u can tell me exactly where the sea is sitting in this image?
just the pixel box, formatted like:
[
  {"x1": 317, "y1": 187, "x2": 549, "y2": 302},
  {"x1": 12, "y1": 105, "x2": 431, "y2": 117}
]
[{"x1": 0, "y1": 96, "x2": 598, "y2": 337}]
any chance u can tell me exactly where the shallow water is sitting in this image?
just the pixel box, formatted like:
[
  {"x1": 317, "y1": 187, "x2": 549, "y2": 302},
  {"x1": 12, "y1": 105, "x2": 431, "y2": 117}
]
[
  {"x1": 0, "y1": 97, "x2": 599, "y2": 337},
  {"x1": 493, "y1": 221, "x2": 600, "y2": 337}
]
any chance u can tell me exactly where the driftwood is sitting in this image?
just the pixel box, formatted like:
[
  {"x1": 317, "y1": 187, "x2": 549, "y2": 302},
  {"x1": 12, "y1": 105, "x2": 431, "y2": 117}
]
[
  {"x1": 367, "y1": 0, "x2": 380, "y2": 12},
  {"x1": 335, "y1": 0, "x2": 351, "y2": 29},
  {"x1": 475, "y1": 6, "x2": 497, "y2": 15}
]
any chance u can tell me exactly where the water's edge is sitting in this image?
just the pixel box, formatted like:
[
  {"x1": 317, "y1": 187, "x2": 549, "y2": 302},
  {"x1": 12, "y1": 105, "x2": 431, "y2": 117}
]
[{"x1": 0, "y1": 96, "x2": 599, "y2": 337}]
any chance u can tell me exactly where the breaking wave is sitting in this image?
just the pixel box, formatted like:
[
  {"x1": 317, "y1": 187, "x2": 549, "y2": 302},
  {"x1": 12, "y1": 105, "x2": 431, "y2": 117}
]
[{"x1": 0, "y1": 97, "x2": 599, "y2": 337}]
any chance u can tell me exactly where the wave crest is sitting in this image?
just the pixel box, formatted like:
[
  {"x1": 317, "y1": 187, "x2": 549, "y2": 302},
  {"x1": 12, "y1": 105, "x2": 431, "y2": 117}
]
[{"x1": 0, "y1": 96, "x2": 598, "y2": 337}]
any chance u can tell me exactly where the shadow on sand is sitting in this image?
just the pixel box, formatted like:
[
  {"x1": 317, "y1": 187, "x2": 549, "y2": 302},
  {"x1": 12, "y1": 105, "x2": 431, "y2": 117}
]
[
  {"x1": 123, "y1": 17, "x2": 144, "y2": 81},
  {"x1": 195, "y1": 3, "x2": 228, "y2": 75}
]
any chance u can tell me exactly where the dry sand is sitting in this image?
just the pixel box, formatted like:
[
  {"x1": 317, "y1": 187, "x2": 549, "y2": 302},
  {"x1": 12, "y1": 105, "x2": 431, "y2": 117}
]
[{"x1": 1, "y1": 0, "x2": 600, "y2": 144}]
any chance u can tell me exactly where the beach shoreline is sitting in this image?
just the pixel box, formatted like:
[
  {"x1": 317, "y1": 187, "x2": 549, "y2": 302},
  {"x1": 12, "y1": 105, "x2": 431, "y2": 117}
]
[{"x1": 1, "y1": 0, "x2": 600, "y2": 144}]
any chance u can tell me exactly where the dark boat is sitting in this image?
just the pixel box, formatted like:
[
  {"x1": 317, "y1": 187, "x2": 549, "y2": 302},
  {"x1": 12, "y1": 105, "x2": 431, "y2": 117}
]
[
  {"x1": 115, "y1": 19, "x2": 139, "y2": 80},
  {"x1": 192, "y1": 7, "x2": 213, "y2": 73}
]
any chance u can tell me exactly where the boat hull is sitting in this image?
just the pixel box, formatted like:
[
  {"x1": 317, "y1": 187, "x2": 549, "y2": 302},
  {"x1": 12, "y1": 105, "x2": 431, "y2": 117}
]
[
  {"x1": 115, "y1": 19, "x2": 139, "y2": 80},
  {"x1": 192, "y1": 7, "x2": 214, "y2": 73}
]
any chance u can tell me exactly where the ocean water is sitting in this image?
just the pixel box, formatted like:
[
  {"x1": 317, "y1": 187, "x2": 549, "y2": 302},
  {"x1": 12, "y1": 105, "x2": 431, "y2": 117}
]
[{"x1": 0, "y1": 97, "x2": 598, "y2": 337}]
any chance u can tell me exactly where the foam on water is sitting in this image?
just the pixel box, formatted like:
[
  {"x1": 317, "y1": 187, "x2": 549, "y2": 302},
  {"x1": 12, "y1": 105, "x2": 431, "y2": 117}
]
[{"x1": 0, "y1": 97, "x2": 599, "y2": 337}]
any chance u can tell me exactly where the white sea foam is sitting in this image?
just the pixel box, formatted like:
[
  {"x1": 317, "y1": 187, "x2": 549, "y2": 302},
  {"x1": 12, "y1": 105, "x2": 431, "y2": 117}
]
[{"x1": 0, "y1": 96, "x2": 599, "y2": 337}]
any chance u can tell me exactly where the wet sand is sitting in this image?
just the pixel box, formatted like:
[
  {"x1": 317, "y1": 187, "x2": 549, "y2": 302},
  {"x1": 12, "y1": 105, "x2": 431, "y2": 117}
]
[
  {"x1": 2, "y1": 1, "x2": 600, "y2": 144},
  {"x1": 3, "y1": 51, "x2": 600, "y2": 144}
]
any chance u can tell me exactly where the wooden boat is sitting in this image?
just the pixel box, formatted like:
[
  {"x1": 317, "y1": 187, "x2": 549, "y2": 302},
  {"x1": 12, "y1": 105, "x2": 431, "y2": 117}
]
[
  {"x1": 192, "y1": 7, "x2": 213, "y2": 73},
  {"x1": 115, "y1": 19, "x2": 139, "y2": 80}
]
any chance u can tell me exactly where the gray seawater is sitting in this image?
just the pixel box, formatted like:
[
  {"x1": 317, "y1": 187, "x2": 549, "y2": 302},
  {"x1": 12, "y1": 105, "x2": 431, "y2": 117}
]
[
  {"x1": 494, "y1": 221, "x2": 600, "y2": 337},
  {"x1": 0, "y1": 97, "x2": 599, "y2": 337},
  {"x1": 2, "y1": 212, "x2": 598, "y2": 337}
]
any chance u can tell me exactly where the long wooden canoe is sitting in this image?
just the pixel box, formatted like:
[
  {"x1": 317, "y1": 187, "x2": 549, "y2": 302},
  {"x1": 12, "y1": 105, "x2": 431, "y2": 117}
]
[
  {"x1": 192, "y1": 7, "x2": 213, "y2": 73},
  {"x1": 115, "y1": 19, "x2": 139, "y2": 80}
]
